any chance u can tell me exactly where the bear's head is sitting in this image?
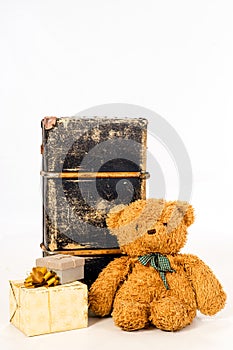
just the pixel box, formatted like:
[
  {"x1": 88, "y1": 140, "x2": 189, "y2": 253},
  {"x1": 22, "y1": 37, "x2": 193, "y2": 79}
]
[{"x1": 106, "y1": 198, "x2": 194, "y2": 256}]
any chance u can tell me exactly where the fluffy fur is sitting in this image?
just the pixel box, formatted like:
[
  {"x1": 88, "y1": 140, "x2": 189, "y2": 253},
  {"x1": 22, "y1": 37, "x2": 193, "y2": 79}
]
[{"x1": 89, "y1": 199, "x2": 226, "y2": 331}]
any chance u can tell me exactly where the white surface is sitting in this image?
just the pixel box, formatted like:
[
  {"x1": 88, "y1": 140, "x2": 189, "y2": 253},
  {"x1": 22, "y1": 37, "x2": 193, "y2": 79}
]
[
  {"x1": 0, "y1": 0, "x2": 233, "y2": 349},
  {"x1": 1, "y1": 236, "x2": 233, "y2": 350}
]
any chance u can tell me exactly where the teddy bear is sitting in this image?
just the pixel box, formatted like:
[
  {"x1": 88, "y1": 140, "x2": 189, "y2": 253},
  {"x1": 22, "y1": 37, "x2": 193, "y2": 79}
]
[{"x1": 89, "y1": 198, "x2": 226, "y2": 331}]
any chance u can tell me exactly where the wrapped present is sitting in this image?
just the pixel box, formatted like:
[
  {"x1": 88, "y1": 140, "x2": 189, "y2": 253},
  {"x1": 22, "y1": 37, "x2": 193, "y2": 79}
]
[
  {"x1": 9, "y1": 280, "x2": 88, "y2": 336},
  {"x1": 36, "y1": 254, "x2": 84, "y2": 284}
]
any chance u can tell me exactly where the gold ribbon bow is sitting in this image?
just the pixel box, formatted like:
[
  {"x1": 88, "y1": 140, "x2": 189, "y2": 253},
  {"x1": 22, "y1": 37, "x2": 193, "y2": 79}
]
[{"x1": 24, "y1": 267, "x2": 60, "y2": 288}]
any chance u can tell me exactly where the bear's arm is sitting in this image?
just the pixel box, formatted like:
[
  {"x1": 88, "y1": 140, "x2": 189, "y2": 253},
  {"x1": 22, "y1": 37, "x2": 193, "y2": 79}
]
[
  {"x1": 89, "y1": 256, "x2": 131, "y2": 316},
  {"x1": 177, "y1": 254, "x2": 226, "y2": 315}
]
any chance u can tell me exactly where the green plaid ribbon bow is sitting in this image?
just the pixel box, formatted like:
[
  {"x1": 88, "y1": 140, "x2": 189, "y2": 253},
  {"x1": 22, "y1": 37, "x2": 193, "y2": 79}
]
[{"x1": 138, "y1": 253, "x2": 175, "y2": 290}]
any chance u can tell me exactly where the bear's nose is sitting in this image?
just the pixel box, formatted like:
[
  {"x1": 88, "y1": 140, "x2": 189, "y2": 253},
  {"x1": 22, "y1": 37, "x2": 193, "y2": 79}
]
[{"x1": 147, "y1": 229, "x2": 156, "y2": 235}]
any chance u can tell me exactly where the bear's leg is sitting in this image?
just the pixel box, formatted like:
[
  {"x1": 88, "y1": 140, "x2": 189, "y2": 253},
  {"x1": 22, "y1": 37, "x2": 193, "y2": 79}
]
[
  {"x1": 150, "y1": 296, "x2": 196, "y2": 331},
  {"x1": 112, "y1": 297, "x2": 149, "y2": 331}
]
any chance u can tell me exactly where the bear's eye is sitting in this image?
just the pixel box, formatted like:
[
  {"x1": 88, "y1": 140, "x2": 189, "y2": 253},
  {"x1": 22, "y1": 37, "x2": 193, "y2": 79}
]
[{"x1": 163, "y1": 223, "x2": 167, "y2": 226}]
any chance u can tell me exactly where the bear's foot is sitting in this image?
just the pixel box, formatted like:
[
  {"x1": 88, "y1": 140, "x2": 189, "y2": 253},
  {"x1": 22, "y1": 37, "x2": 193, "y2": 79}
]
[
  {"x1": 150, "y1": 296, "x2": 196, "y2": 331},
  {"x1": 112, "y1": 299, "x2": 149, "y2": 331}
]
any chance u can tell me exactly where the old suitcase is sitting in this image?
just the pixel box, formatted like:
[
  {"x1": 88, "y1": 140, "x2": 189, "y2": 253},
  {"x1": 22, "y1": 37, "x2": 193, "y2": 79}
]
[{"x1": 40, "y1": 117, "x2": 148, "y2": 287}]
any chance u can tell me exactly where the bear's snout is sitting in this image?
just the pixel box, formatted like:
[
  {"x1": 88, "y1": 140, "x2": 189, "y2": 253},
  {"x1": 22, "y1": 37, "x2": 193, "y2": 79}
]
[{"x1": 147, "y1": 229, "x2": 156, "y2": 235}]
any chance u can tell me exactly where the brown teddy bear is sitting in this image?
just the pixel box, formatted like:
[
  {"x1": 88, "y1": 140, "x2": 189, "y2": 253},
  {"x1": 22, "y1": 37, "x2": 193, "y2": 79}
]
[{"x1": 89, "y1": 199, "x2": 226, "y2": 331}]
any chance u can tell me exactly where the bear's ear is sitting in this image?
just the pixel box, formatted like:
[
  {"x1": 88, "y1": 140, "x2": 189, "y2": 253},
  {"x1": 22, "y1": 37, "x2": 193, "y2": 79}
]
[
  {"x1": 176, "y1": 201, "x2": 195, "y2": 227},
  {"x1": 106, "y1": 204, "x2": 126, "y2": 229},
  {"x1": 184, "y1": 204, "x2": 195, "y2": 227},
  {"x1": 106, "y1": 199, "x2": 149, "y2": 230}
]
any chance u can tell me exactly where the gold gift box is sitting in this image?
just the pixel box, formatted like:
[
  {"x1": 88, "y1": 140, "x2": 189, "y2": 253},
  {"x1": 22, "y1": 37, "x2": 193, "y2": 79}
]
[{"x1": 9, "y1": 280, "x2": 88, "y2": 336}]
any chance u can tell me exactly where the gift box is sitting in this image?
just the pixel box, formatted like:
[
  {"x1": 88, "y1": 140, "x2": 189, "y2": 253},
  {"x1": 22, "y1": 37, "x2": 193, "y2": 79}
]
[
  {"x1": 9, "y1": 280, "x2": 88, "y2": 336},
  {"x1": 36, "y1": 254, "x2": 84, "y2": 284}
]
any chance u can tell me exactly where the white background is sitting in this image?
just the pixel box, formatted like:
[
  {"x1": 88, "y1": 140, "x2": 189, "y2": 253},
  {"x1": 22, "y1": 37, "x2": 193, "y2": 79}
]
[{"x1": 0, "y1": 1, "x2": 233, "y2": 349}]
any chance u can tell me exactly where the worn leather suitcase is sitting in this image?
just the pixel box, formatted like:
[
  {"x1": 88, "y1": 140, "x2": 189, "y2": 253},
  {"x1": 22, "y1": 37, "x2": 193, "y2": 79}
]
[{"x1": 40, "y1": 116, "x2": 148, "y2": 287}]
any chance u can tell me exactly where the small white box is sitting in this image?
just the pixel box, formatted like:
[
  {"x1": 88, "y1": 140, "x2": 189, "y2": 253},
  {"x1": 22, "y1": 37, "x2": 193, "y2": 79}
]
[{"x1": 36, "y1": 254, "x2": 85, "y2": 284}]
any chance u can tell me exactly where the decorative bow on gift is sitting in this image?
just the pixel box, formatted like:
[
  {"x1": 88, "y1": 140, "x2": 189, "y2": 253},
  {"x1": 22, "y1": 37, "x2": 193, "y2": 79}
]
[
  {"x1": 24, "y1": 267, "x2": 60, "y2": 288},
  {"x1": 138, "y1": 253, "x2": 175, "y2": 290}
]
